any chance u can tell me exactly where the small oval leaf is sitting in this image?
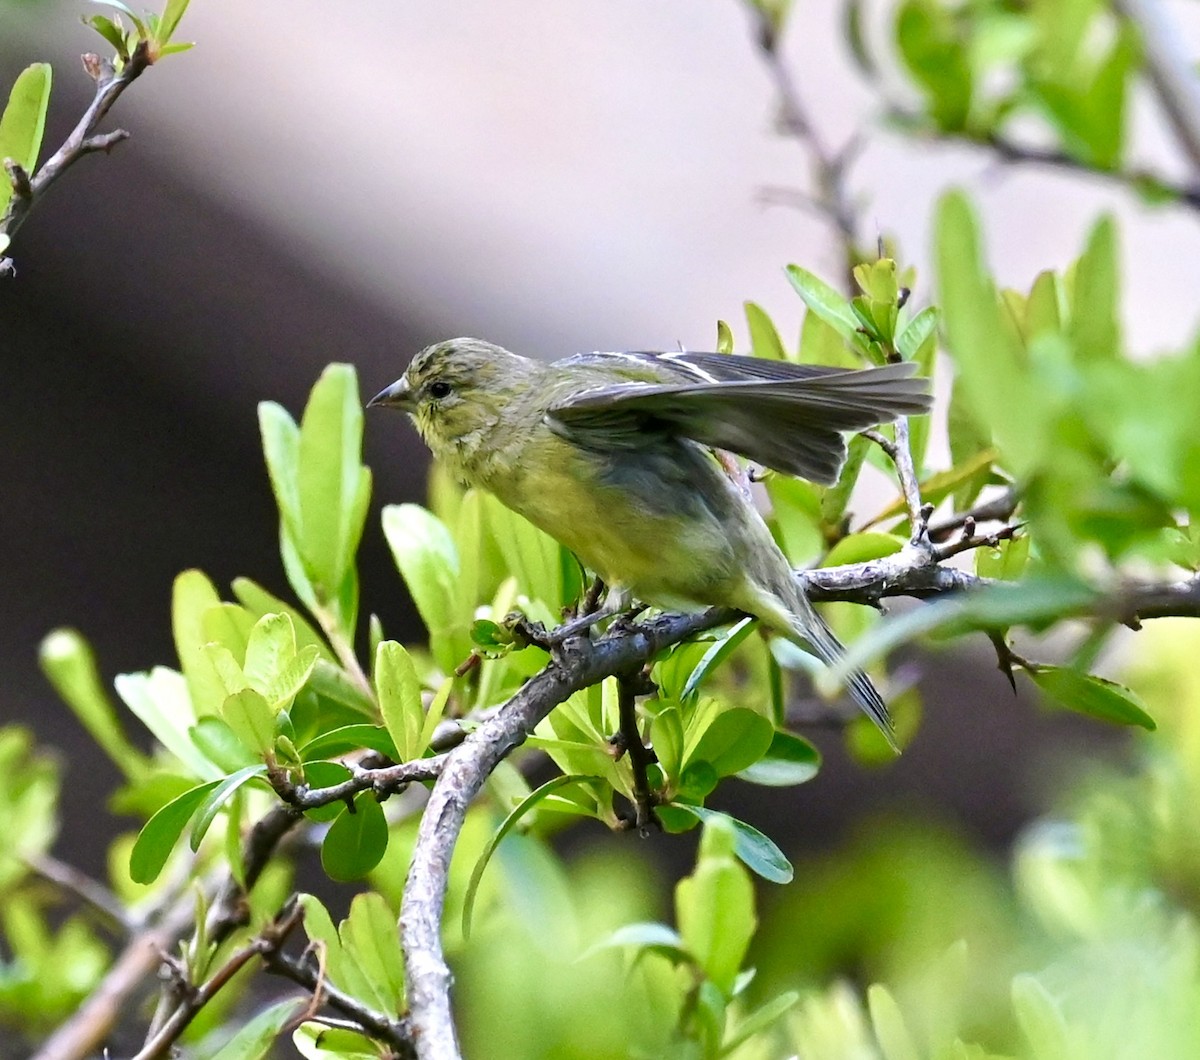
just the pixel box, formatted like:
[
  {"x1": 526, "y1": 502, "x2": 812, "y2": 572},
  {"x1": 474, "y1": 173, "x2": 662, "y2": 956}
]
[{"x1": 321, "y1": 792, "x2": 388, "y2": 881}]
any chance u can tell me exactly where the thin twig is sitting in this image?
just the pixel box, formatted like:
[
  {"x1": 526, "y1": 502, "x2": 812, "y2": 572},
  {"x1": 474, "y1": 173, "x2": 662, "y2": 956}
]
[
  {"x1": 613, "y1": 671, "x2": 660, "y2": 834},
  {"x1": 30, "y1": 891, "x2": 199, "y2": 1060},
  {"x1": 933, "y1": 523, "x2": 1022, "y2": 562},
  {"x1": 131, "y1": 903, "x2": 305, "y2": 1060},
  {"x1": 750, "y1": 8, "x2": 863, "y2": 283},
  {"x1": 24, "y1": 852, "x2": 131, "y2": 933},
  {"x1": 0, "y1": 42, "x2": 152, "y2": 268},
  {"x1": 928, "y1": 488, "x2": 1019, "y2": 541},
  {"x1": 860, "y1": 428, "x2": 930, "y2": 543},
  {"x1": 269, "y1": 755, "x2": 446, "y2": 811},
  {"x1": 886, "y1": 109, "x2": 1200, "y2": 214},
  {"x1": 264, "y1": 950, "x2": 416, "y2": 1057}
]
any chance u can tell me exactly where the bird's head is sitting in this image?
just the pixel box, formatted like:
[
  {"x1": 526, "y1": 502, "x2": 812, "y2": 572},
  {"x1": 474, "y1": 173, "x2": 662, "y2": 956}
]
[{"x1": 368, "y1": 337, "x2": 534, "y2": 454}]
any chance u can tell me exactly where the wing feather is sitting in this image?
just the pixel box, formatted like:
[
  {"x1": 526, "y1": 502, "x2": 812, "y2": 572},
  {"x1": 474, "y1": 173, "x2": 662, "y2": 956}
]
[{"x1": 548, "y1": 356, "x2": 930, "y2": 485}]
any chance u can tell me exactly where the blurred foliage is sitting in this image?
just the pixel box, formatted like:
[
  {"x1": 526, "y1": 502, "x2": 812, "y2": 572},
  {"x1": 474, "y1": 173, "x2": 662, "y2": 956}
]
[{"x1": 8, "y1": 0, "x2": 1200, "y2": 1056}]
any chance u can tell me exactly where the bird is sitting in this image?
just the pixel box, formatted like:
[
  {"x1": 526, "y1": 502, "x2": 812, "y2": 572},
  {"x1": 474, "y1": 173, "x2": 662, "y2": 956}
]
[{"x1": 369, "y1": 337, "x2": 931, "y2": 750}]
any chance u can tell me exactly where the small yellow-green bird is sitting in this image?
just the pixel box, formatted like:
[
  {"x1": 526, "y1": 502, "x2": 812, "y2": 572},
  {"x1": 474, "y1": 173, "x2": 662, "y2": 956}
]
[{"x1": 370, "y1": 338, "x2": 930, "y2": 749}]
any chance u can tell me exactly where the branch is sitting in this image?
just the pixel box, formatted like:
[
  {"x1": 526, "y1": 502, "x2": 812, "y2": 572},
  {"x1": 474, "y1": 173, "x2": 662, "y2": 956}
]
[
  {"x1": 860, "y1": 428, "x2": 930, "y2": 541},
  {"x1": 0, "y1": 42, "x2": 151, "y2": 270},
  {"x1": 131, "y1": 903, "x2": 305, "y2": 1060},
  {"x1": 30, "y1": 891, "x2": 198, "y2": 1060},
  {"x1": 1113, "y1": 0, "x2": 1200, "y2": 176},
  {"x1": 885, "y1": 111, "x2": 1200, "y2": 214},
  {"x1": 33, "y1": 805, "x2": 304, "y2": 1060},
  {"x1": 24, "y1": 852, "x2": 131, "y2": 933},
  {"x1": 749, "y1": 7, "x2": 863, "y2": 283},
  {"x1": 612, "y1": 670, "x2": 660, "y2": 834},
  {"x1": 399, "y1": 609, "x2": 719, "y2": 1057},
  {"x1": 928, "y1": 488, "x2": 1019, "y2": 541},
  {"x1": 264, "y1": 950, "x2": 416, "y2": 1058},
  {"x1": 269, "y1": 755, "x2": 446, "y2": 812}
]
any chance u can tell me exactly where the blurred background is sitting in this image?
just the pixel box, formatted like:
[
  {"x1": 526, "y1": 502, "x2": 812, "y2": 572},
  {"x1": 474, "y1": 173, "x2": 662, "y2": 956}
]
[{"x1": 4, "y1": 0, "x2": 1200, "y2": 992}]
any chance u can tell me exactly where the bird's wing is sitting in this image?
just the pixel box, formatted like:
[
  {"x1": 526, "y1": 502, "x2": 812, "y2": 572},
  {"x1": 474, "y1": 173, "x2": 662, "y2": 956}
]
[{"x1": 547, "y1": 354, "x2": 930, "y2": 485}]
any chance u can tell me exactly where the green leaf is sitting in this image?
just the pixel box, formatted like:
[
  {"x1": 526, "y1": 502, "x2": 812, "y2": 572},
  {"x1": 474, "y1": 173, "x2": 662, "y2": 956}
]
[
  {"x1": 321, "y1": 792, "x2": 388, "y2": 881},
  {"x1": 115, "y1": 667, "x2": 218, "y2": 780},
  {"x1": 221, "y1": 688, "x2": 276, "y2": 756},
  {"x1": 40, "y1": 629, "x2": 147, "y2": 779},
  {"x1": 721, "y1": 990, "x2": 801, "y2": 1056},
  {"x1": 975, "y1": 534, "x2": 1030, "y2": 580},
  {"x1": 381, "y1": 504, "x2": 461, "y2": 673},
  {"x1": 868, "y1": 983, "x2": 921, "y2": 1060},
  {"x1": 853, "y1": 258, "x2": 899, "y2": 305},
  {"x1": 767, "y1": 475, "x2": 823, "y2": 565},
  {"x1": 799, "y1": 307, "x2": 859, "y2": 368},
  {"x1": 209, "y1": 998, "x2": 304, "y2": 1060},
  {"x1": 375, "y1": 640, "x2": 423, "y2": 761},
  {"x1": 297, "y1": 364, "x2": 370, "y2": 598},
  {"x1": 745, "y1": 302, "x2": 787, "y2": 360},
  {"x1": 896, "y1": 305, "x2": 937, "y2": 361},
  {"x1": 0, "y1": 64, "x2": 52, "y2": 214},
  {"x1": 676, "y1": 805, "x2": 794, "y2": 884},
  {"x1": 482, "y1": 491, "x2": 569, "y2": 608},
  {"x1": 687, "y1": 708, "x2": 774, "y2": 778},
  {"x1": 580, "y1": 921, "x2": 690, "y2": 965},
  {"x1": 156, "y1": 0, "x2": 190, "y2": 46},
  {"x1": 680, "y1": 617, "x2": 756, "y2": 701},
  {"x1": 822, "y1": 532, "x2": 904, "y2": 567},
  {"x1": 1068, "y1": 214, "x2": 1119, "y2": 362},
  {"x1": 83, "y1": 15, "x2": 130, "y2": 59},
  {"x1": 462, "y1": 774, "x2": 600, "y2": 938},
  {"x1": 171, "y1": 570, "x2": 228, "y2": 717},
  {"x1": 936, "y1": 190, "x2": 1044, "y2": 476},
  {"x1": 201, "y1": 602, "x2": 257, "y2": 665},
  {"x1": 895, "y1": 0, "x2": 972, "y2": 130},
  {"x1": 1028, "y1": 666, "x2": 1155, "y2": 730},
  {"x1": 1011, "y1": 975, "x2": 1069, "y2": 1058},
  {"x1": 786, "y1": 265, "x2": 866, "y2": 351},
  {"x1": 418, "y1": 677, "x2": 453, "y2": 752},
  {"x1": 307, "y1": 658, "x2": 377, "y2": 719},
  {"x1": 242, "y1": 612, "x2": 296, "y2": 697},
  {"x1": 821, "y1": 433, "x2": 871, "y2": 525},
  {"x1": 716, "y1": 319, "x2": 734, "y2": 354},
  {"x1": 263, "y1": 645, "x2": 320, "y2": 712},
  {"x1": 675, "y1": 815, "x2": 758, "y2": 994},
  {"x1": 651, "y1": 706, "x2": 685, "y2": 785},
  {"x1": 338, "y1": 892, "x2": 405, "y2": 1011},
  {"x1": 189, "y1": 764, "x2": 268, "y2": 851},
  {"x1": 129, "y1": 780, "x2": 221, "y2": 883},
  {"x1": 736, "y1": 730, "x2": 820, "y2": 786},
  {"x1": 947, "y1": 377, "x2": 992, "y2": 510},
  {"x1": 295, "y1": 893, "x2": 381, "y2": 1006},
  {"x1": 300, "y1": 724, "x2": 398, "y2": 763},
  {"x1": 258, "y1": 401, "x2": 304, "y2": 548},
  {"x1": 190, "y1": 716, "x2": 259, "y2": 773},
  {"x1": 292, "y1": 1023, "x2": 379, "y2": 1060}
]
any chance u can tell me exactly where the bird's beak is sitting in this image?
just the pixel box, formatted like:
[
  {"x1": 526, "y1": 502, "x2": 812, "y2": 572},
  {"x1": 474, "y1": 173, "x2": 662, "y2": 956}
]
[{"x1": 367, "y1": 377, "x2": 414, "y2": 411}]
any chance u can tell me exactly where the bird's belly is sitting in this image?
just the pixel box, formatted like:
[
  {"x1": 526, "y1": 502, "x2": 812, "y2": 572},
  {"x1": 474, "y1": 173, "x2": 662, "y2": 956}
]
[{"x1": 483, "y1": 448, "x2": 738, "y2": 609}]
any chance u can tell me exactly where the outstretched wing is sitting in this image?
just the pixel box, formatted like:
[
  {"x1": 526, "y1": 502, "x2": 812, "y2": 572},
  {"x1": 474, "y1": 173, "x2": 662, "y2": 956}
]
[{"x1": 547, "y1": 352, "x2": 930, "y2": 485}]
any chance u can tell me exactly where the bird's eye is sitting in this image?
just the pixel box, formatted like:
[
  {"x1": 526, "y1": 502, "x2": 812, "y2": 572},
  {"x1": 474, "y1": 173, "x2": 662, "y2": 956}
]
[{"x1": 428, "y1": 380, "x2": 453, "y2": 400}]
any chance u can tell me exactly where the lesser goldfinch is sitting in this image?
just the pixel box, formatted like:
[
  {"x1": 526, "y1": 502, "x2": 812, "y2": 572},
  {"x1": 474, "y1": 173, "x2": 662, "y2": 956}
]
[{"x1": 370, "y1": 338, "x2": 930, "y2": 749}]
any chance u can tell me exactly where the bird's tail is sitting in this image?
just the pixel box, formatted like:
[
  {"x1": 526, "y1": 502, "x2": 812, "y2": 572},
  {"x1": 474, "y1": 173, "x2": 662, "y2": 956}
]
[{"x1": 773, "y1": 576, "x2": 899, "y2": 753}]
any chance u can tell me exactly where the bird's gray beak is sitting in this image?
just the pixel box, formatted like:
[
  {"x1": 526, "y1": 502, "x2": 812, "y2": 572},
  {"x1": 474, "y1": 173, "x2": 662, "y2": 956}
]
[{"x1": 367, "y1": 377, "x2": 414, "y2": 411}]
